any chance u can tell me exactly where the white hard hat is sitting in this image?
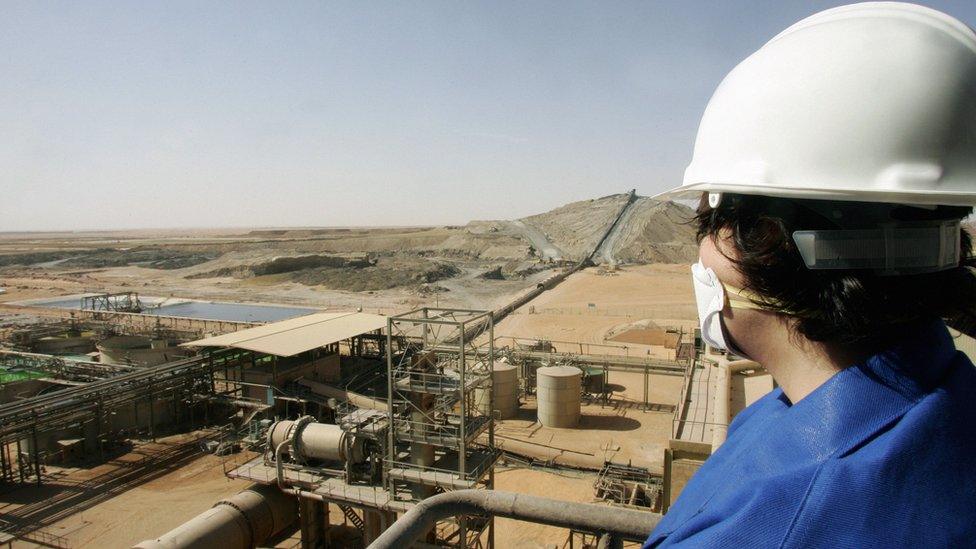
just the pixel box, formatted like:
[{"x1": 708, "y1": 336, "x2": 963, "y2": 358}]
[{"x1": 656, "y1": 2, "x2": 976, "y2": 207}]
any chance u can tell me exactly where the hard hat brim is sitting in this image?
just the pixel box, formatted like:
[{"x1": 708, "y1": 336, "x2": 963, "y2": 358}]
[{"x1": 652, "y1": 181, "x2": 976, "y2": 208}]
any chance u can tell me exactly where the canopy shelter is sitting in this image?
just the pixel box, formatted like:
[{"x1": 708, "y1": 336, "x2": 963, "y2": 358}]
[{"x1": 182, "y1": 312, "x2": 387, "y2": 357}]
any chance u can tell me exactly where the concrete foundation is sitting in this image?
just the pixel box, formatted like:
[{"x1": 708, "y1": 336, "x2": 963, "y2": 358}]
[{"x1": 299, "y1": 497, "x2": 327, "y2": 549}]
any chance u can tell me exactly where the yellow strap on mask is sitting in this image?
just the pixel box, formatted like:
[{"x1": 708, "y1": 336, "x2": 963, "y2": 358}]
[{"x1": 724, "y1": 284, "x2": 769, "y2": 311}]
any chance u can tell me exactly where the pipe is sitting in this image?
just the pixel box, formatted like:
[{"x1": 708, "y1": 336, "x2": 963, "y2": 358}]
[
  {"x1": 133, "y1": 484, "x2": 296, "y2": 549},
  {"x1": 268, "y1": 415, "x2": 313, "y2": 490},
  {"x1": 711, "y1": 359, "x2": 761, "y2": 451},
  {"x1": 366, "y1": 489, "x2": 661, "y2": 549},
  {"x1": 296, "y1": 378, "x2": 389, "y2": 412},
  {"x1": 275, "y1": 437, "x2": 292, "y2": 491}
]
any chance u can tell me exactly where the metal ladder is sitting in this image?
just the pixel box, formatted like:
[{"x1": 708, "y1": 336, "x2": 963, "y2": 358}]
[{"x1": 339, "y1": 504, "x2": 365, "y2": 531}]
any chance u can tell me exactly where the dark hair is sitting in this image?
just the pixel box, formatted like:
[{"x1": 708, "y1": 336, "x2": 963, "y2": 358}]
[{"x1": 695, "y1": 193, "x2": 976, "y2": 344}]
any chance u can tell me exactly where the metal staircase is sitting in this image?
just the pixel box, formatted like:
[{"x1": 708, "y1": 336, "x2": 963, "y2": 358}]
[{"x1": 339, "y1": 504, "x2": 365, "y2": 531}]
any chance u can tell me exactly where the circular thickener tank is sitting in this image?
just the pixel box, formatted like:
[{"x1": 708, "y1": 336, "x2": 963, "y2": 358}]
[
  {"x1": 97, "y1": 336, "x2": 188, "y2": 367},
  {"x1": 536, "y1": 365, "x2": 582, "y2": 428},
  {"x1": 475, "y1": 363, "x2": 519, "y2": 419},
  {"x1": 33, "y1": 336, "x2": 95, "y2": 355}
]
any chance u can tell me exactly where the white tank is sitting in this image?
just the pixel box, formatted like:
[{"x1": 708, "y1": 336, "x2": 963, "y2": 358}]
[
  {"x1": 536, "y1": 365, "x2": 582, "y2": 428},
  {"x1": 475, "y1": 363, "x2": 519, "y2": 419}
]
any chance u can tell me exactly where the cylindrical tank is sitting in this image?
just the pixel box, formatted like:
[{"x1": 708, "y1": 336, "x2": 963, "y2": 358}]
[
  {"x1": 33, "y1": 336, "x2": 95, "y2": 355},
  {"x1": 475, "y1": 363, "x2": 519, "y2": 419},
  {"x1": 97, "y1": 336, "x2": 188, "y2": 367},
  {"x1": 268, "y1": 419, "x2": 365, "y2": 464},
  {"x1": 133, "y1": 484, "x2": 296, "y2": 549},
  {"x1": 536, "y1": 365, "x2": 582, "y2": 428}
]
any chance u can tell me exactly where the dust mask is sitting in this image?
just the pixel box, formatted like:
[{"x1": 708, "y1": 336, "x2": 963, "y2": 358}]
[{"x1": 692, "y1": 260, "x2": 763, "y2": 356}]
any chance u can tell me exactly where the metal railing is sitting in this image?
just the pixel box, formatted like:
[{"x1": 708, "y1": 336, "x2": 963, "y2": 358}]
[
  {"x1": 391, "y1": 368, "x2": 489, "y2": 395},
  {"x1": 670, "y1": 357, "x2": 698, "y2": 439},
  {"x1": 385, "y1": 447, "x2": 499, "y2": 485},
  {"x1": 671, "y1": 356, "x2": 726, "y2": 443},
  {"x1": 496, "y1": 335, "x2": 686, "y2": 360},
  {"x1": 392, "y1": 415, "x2": 491, "y2": 447}
]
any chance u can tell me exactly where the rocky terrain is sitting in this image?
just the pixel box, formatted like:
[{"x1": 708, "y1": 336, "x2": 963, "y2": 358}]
[{"x1": 0, "y1": 193, "x2": 698, "y2": 310}]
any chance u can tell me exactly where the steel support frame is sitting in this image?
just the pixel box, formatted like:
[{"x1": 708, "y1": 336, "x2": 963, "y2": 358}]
[{"x1": 385, "y1": 308, "x2": 496, "y2": 548}]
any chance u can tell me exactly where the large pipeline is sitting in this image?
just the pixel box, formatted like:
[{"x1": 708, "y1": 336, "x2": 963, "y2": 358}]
[
  {"x1": 296, "y1": 378, "x2": 389, "y2": 412},
  {"x1": 367, "y1": 489, "x2": 660, "y2": 549},
  {"x1": 133, "y1": 484, "x2": 296, "y2": 549}
]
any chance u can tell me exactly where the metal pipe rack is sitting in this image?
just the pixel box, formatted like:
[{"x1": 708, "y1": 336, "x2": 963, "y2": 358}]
[{"x1": 0, "y1": 352, "x2": 219, "y2": 443}]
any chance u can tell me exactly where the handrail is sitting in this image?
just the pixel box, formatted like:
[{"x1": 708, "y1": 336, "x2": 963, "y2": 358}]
[
  {"x1": 366, "y1": 489, "x2": 659, "y2": 549},
  {"x1": 385, "y1": 448, "x2": 498, "y2": 482}
]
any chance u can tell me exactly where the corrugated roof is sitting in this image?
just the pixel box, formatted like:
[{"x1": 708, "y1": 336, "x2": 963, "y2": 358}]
[{"x1": 182, "y1": 311, "x2": 387, "y2": 357}]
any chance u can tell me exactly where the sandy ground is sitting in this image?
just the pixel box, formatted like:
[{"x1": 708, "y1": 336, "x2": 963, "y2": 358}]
[
  {"x1": 495, "y1": 370, "x2": 682, "y2": 472},
  {"x1": 3, "y1": 431, "x2": 254, "y2": 549},
  {"x1": 494, "y1": 264, "x2": 697, "y2": 358}
]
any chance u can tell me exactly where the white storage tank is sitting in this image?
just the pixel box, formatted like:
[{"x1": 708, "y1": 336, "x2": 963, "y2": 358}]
[
  {"x1": 536, "y1": 365, "x2": 582, "y2": 428},
  {"x1": 475, "y1": 363, "x2": 519, "y2": 419}
]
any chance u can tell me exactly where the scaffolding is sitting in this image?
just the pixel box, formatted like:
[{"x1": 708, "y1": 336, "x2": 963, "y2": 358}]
[
  {"x1": 80, "y1": 292, "x2": 143, "y2": 313},
  {"x1": 385, "y1": 308, "x2": 499, "y2": 548}
]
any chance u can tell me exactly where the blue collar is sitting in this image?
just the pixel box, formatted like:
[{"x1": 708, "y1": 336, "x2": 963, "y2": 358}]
[{"x1": 769, "y1": 318, "x2": 957, "y2": 460}]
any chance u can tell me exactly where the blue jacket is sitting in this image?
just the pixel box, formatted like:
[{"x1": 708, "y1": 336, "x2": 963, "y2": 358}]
[{"x1": 644, "y1": 320, "x2": 976, "y2": 548}]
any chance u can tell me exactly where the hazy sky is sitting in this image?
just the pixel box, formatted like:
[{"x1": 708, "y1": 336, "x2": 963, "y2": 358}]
[{"x1": 3, "y1": 1, "x2": 975, "y2": 231}]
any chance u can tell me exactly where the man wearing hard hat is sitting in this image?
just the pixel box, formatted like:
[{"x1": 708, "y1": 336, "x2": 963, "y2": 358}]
[{"x1": 645, "y1": 3, "x2": 976, "y2": 547}]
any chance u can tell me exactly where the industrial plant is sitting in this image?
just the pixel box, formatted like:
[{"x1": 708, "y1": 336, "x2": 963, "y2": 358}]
[
  {"x1": 7, "y1": 1, "x2": 976, "y2": 546},
  {"x1": 0, "y1": 193, "x2": 780, "y2": 548}
]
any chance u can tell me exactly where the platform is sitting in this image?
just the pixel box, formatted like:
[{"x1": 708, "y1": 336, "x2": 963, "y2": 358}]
[
  {"x1": 393, "y1": 414, "x2": 491, "y2": 448},
  {"x1": 387, "y1": 448, "x2": 499, "y2": 490},
  {"x1": 227, "y1": 457, "x2": 413, "y2": 512}
]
